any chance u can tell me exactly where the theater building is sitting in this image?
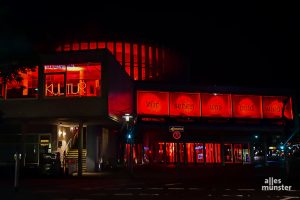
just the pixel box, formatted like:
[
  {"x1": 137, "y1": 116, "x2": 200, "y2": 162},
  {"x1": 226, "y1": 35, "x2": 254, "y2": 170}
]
[{"x1": 0, "y1": 40, "x2": 297, "y2": 173}]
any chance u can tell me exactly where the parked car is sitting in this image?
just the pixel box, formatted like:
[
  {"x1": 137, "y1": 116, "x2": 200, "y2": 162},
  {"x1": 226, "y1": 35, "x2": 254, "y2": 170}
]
[
  {"x1": 285, "y1": 150, "x2": 300, "y2": 178},
  {"x1": 39, "y1": 153, "x2": 61, "y2": 176}
]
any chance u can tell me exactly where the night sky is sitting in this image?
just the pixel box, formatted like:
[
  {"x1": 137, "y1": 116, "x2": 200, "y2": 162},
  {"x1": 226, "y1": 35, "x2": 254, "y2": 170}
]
[{"x1": 1, "y1": 1, "x2": 299, "y2": 92}]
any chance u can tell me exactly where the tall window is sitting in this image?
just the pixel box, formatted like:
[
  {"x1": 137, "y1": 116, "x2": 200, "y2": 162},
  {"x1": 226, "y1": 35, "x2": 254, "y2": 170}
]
[
  {"x1": 44, "y1": 63, "x2": 101, "y2": 97},
  {"x1": 5, "y1": 67, "x2": 38, "y2": 98}
]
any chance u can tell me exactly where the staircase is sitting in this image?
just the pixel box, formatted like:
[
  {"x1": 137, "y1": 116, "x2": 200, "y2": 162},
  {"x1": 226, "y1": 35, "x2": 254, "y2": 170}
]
[{"x1": 65, "y1": 149, "x2": 87, "y2": 173}]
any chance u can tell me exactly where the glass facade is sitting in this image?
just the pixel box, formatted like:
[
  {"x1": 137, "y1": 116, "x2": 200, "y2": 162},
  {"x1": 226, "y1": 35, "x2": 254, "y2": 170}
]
[
  {"x1": 5, "y1": 67, "x2": 38, "y2": 98},
  {"x1": 44, "y1": 63, "x2": 101, "y2": 97},
  {"x1": 127, "y1": 142, "x2": 251, "y2": 165},
  {"x1": 56, "y1": 41, "x2": 165, "y2": 81}
]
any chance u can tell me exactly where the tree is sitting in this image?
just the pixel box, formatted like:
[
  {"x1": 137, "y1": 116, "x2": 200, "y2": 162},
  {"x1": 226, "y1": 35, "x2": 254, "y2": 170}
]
[{"x1": 0, "y1": 35, "x2": 39, "y2": 99}]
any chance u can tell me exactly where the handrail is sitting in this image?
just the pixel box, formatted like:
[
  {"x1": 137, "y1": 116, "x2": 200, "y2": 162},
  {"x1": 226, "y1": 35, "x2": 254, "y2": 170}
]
[{"x1": 64, "y1": 138, "x2": 73, "y2": 155}]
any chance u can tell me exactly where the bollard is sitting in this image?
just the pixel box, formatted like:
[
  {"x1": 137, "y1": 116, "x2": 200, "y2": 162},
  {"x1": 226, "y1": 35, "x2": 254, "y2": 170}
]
[{"x1": 14, "y1": 153, "x2": 21, "y2": 191}]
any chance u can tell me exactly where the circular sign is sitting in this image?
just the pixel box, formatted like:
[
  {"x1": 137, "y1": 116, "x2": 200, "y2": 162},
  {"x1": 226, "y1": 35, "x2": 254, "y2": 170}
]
[{"x1": 173, "y1": 131, "x2": 181, "y2": 140}]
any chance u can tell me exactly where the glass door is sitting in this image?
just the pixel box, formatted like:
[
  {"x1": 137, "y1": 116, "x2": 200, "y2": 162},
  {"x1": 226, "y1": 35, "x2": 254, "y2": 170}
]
[{"x1": 233, "y1": 144, "x2": 243, "y2": 163}]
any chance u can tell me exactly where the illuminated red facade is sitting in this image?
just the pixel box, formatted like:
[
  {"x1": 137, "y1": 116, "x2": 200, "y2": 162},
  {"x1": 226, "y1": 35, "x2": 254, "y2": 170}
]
[
  {"x1": 137, "y1": 91, "x2": 169, "y2": 116},
  {"x1": 137, "y1": 90, "x2": 293, "y2": 120},
  {"x1": 0, "y1": 37, "x2": 297, "y2": 172},
  {"x1": 201, "y1": 93, "x2": 231, "y2": 118},
  {"x1": 56, "y1": 41, "x2": 166, "y2": 81},
  {"x1": 170, "y1": 92, "x2": 201, "y2": 117},
  {"x1": 232, "y1": 95, "x2": 262, "y2": 119}
]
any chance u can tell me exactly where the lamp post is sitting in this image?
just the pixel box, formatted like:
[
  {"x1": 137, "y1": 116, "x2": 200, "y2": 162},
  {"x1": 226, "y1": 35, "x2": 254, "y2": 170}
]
[{"x1": 123, "y1": 114, "x2": 133, "y2": 174}]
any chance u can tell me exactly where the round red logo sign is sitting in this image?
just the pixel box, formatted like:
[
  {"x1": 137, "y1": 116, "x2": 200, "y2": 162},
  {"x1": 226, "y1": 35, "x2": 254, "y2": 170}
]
[{"x1": 173, "y1": 131, "x2": 181, "y2": 140}]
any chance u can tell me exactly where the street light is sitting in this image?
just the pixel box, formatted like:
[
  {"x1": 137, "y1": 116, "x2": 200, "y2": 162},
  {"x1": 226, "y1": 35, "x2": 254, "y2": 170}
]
[{"x1": 122, "y1": 114, "x2": 134, "y2": 174}]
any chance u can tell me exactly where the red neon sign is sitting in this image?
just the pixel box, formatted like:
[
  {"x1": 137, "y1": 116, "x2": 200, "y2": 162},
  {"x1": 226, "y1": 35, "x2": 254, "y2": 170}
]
[
  {"x1": 137, "y1": 91, "x2": 169, "y2": 116},
  {"x1": 263, "y1": 96, "x2": 293, "y2": 119},
  {"x1": 170, "y1": 92, "x2": 200, "y2": 117},
  {"x1": 201, "y1": 93, "x2": 232, "y2": 117},
  {"x1": 232, "y1": 95, "x2": 262, "y2": 118}
]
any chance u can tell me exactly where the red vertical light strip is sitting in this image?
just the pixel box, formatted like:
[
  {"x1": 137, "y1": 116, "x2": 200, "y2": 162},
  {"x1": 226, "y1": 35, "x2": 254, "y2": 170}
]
[
  {"x1": 89, "y1": 42, "x2": 97, "y2": 49},
  {"x1": 155, "y1": 47, "x2": 159, "y2": 77},
  {"x1": 116, "y1": 42, "x2": 123, "y2": 64},
  {"x1": 72, "y1": 43, "x2": 79, "y2": 51},
  {"x1": 141, "y1": 45, "x2": 146, "y2": 80},
  {"x1": 97, "y1": 42, "x2": 105, "y2": 49},
  {"x1": 149, "y1": 46, "x2": 153, "y2": 78},
  {"x1": 107, "y1": 42, "x2": 114, "y2": 54},
  {"x1": 63, "y1": 44, "x2": 71, "y2": 51},
  {"x1": 80, "y1": 42, "x2": 88, "y2": 50},
  {"x1": 133, "y1": 44, "x2": 138, "y2": 80},
  {"x1": 125, "y1": 43, "x2": 131, "y2": 76}
]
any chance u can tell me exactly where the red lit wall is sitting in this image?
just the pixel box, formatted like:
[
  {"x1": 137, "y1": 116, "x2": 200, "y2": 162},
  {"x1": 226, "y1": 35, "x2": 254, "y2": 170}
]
[
  {"x1": 56, "y1": 41, "x2": 164, "y2": 81},
  {"x1": 232, "y1": 95, "x2": 262, "y2": 118},
  {"x1": 137, "y1": 91, "x2": 294, "y2": 120},
  {"x1": 44, "y1": 64, "x2": 101, "y2": 97},
  {"x1": 263, "y1": 96, "x2": 293, "y2": 120},
  {"x1": 170, "y1": 92, "x2": 200, "y2": 117},
  {"x1": 137, "y1": 91, "x2": 169, "y2": 116},
  {"x1": 201, "y1": 93, "x2": 232, "y2": 117}
]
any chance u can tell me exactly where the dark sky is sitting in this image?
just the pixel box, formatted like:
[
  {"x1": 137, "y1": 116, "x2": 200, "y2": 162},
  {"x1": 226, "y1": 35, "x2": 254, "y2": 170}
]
[{"x1": 1, "y1": 1, "x2": 299, "y2": 92}]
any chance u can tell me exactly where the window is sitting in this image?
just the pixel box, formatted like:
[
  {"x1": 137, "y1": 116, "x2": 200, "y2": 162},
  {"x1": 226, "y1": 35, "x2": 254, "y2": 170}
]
[
  {"x1": 186, "y1": 143, "x2": 195, "y2": 163},
  {"x1": 6, "y1": 67, "x2": 38, "y2": 99},
  {"x1": 44, "y1": 63, "x2": 101, "y2": 97}
]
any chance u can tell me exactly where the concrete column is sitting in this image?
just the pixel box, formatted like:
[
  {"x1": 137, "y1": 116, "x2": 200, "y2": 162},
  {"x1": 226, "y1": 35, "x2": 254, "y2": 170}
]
[{"x1": 78, "y1": 121, "x2": 83, "y2": 176}]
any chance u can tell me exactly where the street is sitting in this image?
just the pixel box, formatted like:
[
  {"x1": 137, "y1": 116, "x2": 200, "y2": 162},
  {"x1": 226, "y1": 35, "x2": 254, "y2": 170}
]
[{"x1": 1, "y1": 165, "x2": 300, "y2": 200}]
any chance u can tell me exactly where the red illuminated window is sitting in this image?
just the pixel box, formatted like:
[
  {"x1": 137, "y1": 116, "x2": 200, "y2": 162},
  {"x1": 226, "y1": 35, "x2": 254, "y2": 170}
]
[
  {"x1": 170, "y1": 92, "x2": 201, "y2": 117},
  {"x1": 141, "y1": 45, "x2": 146, "y2": 80},
  {"x1": 63, "y1": 44, "x2": 71, "y2": 51},
  {"x1": 107, "y1": 42, "x2": 114, "y2": 54},
  {"x1": 124, "y1": 144, "x2": 131, "y2": 165},
  {"x1": 116, "y1": 42, "x2": 122, "y2": 64},
  {"x1": 166, "y1": 143, "x2": 176, "y2": 163},
  {"x1": 149, "y1": 46, "x2": 153, "y2": 78},
  {"x1": 154, "y1": 143, "x2": 165, "y2": 163},
  {"x1": 97, "y1": 42, "x2": 105, "y2": 49},
  {"x1": 72, "y1": 43, "x2": 79, "y2": 51},
  {"x1": 137, "y1": 91, "x2": 169, "y2": 116},
  {"x1": 125, "y1": 43, "x2": 131, "y2": 76},
  {"x1": 233, "y1": 144, "x2": 242, "y2": 163},
  {"x1": 89, "y1": 42, "x2": 97, "y2": 49},
  {"x1": 205, "y1": 143, "x2": 221, "y2": 163},
  {"x1": 45, "y1": 74, "x2": 65, "y2": 96},
  {"x1": 44, "y1": 64, "x2": 101, "y2": 97},
  {"x1": 263, "y1": 96, "x2": 293, "y2": 120},
  {"x1": 133, "y1": 44, "x2": 138, "y2": 80},
  {"x1": 178, "y1": 143, "x2": 185, "y2": 163},
  {"x1": 80, "y1": 42, "x2": 88, "y2": 50},
  {"x1": 201, "y1": 93, "x2": 232, "y2": 118},
  {"x1": 232, "y1": 95, "x2": 262, "y2": 118},
  {"x1": 6, "y1": 67, "x2": 38, "y2": 98},
  {"x1": 186, "y1": 143, "x2": 195, "y2": 163},
  {"x1": 55, "y1": 41, "x2": 165, "y2": 81}
]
